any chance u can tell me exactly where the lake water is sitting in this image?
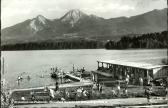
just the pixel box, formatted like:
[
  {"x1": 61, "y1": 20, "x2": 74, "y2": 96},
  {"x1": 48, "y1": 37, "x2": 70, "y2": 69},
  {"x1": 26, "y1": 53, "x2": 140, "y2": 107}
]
[{"x1": 1, "y1": 49, "x2": 167, "y2": 90}]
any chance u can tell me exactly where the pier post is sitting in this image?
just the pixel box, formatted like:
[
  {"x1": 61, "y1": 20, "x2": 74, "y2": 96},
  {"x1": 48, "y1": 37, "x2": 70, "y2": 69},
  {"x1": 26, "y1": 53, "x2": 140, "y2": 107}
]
[
  {"x1": 106, "y1": 63, "x2": 109, "y2": 69},
  {"x1": 97, "y1": 62, "x2": 100, "y2": 69},
  {"x1": 73, "y1": 64, "x2": 75, "y2": 73}
]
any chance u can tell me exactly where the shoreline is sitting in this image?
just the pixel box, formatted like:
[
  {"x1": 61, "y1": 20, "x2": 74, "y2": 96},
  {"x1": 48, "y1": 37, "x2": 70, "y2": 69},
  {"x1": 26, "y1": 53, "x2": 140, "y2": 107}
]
[
  {"x1": 14, "y1": 97, "x2": 168, "y2": 107},
  {"x1": 1, "y1": 48, "x2": 167, "y2": 51}
]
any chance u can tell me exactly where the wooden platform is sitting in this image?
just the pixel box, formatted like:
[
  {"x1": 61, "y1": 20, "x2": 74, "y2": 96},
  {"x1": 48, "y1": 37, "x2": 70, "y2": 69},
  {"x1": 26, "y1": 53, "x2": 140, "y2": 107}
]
[{"x1": 11, "y1": 81, "x2": 93, "y2": 92}]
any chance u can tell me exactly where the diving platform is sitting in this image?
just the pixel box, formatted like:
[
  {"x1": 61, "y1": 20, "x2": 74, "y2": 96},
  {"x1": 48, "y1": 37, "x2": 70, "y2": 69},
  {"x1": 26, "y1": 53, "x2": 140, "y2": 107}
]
[{"x1": 65, "y1": 73, "x2": 81, "y2": 81}]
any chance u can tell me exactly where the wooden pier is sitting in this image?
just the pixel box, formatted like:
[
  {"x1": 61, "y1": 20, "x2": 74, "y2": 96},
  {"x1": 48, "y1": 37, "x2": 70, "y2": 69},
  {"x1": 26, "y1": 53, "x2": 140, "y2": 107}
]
[{"x1": 11, "y1": 81, "x2": 93, "y2": 93}]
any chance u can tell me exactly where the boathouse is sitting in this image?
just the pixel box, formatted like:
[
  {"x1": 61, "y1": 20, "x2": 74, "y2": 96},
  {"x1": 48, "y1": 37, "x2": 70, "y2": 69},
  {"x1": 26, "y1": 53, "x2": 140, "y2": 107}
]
[{"x1": 92, "y1": 60, "x2": 168, "y2": 85}]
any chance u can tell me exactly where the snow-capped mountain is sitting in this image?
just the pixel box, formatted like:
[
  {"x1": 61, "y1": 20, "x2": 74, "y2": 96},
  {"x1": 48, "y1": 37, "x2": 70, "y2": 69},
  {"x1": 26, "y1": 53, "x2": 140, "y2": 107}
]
[
  {"x1": 61, "y1": 9, "x2": 88, "y2": 27},
  {"x1": 1, "y1": 8, "x2": 167, "y2": 45},
  {"x1": 30, "y1": 15, "x2": 50, "y2": 32}
]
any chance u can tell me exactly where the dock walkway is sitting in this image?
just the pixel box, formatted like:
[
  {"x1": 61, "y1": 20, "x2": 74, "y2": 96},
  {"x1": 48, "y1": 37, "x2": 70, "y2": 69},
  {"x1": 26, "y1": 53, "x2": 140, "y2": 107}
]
[
  {"x1": 11, "y1": 73, "x2": 92, "y2": 93},
  {"x1": 11, "y1": 81, "x2": 93, "y2": 92},
  {"x1": 14, "y1": 98, "x2": 168, "y2": 107}
]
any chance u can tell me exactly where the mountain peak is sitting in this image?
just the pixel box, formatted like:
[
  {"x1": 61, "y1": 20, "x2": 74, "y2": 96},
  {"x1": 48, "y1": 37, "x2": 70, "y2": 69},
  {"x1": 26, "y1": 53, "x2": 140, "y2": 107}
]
[
  {"x1": 66, "y1": 9, "x2": 86, "y2": 16},
  {"x1": 61, "y1": 9, "x2": 87, "y2": 27},
  {"x1": 29, "y1": 15, "x2": 48, "y2": 32},
  {"x1": 35, "y1": 15, "x2": 47, "y2": 24}
]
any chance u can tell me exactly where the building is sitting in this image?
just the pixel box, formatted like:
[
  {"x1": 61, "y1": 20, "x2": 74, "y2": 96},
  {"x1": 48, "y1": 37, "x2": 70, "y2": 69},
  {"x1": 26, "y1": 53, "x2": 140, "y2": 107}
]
[{"x1": 92, "y1": 60, "x2": 168, "y2": 85}]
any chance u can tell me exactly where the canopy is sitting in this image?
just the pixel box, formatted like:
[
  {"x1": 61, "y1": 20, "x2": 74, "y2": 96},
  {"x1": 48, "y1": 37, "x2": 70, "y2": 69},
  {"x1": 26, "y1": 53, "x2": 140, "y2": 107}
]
[{"x1": 98, "y1": 60, "x2": 168, "y2": 70}]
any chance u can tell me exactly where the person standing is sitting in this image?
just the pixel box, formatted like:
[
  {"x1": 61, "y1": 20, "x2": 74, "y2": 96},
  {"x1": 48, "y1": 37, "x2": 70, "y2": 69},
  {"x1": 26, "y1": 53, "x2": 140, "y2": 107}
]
[
  {"x1": 165, "y1": 87, "x2": 168, "y2": 102},
  {"x1": 49, "y1": 88, "x2": 55, "y2": 100},
  {"x1": 166, "y1": 77, "x2": 168, "y2": 87},
  {"x1": 117, "y1": 84, "x2": 120, "y2": 96},
  {"x1": 30, "y1": 91, "x2": 35, "y2": 102},
  {"x1": 139, "y1": 77, "x2": 143, "y2": 87},
  {"x1": 96, "y1": 83, "x2": 100, "y2": 91},
  {"x1": 145, "y1": 88, "x2": 151, "y2": 103},
  {"x1": 77, "y1": 87, "x2": 82, "y2": 99},
  {"x1": 125, "y1": 75, "x2": 129, "y2": 87},
  {"x1": 123, "y1": 87, "x2": 128, "y2": 97},
  {"x1": 111, "y1": 87, "x2": 116, "y2": 97},
  {"x1": 55, "y1": 81, "x2": 59, "y2": 91},
  {"x1": 99, "y1": 85, "x2": 103, "y2": 93}
]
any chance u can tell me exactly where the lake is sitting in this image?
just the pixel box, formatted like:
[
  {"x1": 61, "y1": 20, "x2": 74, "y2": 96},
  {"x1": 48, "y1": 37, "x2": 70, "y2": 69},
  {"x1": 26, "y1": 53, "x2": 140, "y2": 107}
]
[{"x1": 1, "y1": 49, "x2": 167, "y2": 90}]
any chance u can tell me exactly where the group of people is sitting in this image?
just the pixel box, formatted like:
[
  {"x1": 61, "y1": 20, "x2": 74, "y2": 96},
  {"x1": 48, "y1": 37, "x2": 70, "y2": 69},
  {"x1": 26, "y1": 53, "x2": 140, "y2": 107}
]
[
  {"x1": 41, "y1": 82, "x2": 92, "y2": 101},
  {"x1": 145, "y1": 87, "x2": 152, "y2": 103},
  {"x1": 112, "y1": 84, "x2": 128, "y2": 97},
  {"x1": 75, "y1": 87, "x2": 90, "y2": 100},
  {"x1": 144, "y1": 83, "x2": 168, "y2": 103},
  {"x1": 93, "y1": 82, "x2": 103, "y2": 93}
]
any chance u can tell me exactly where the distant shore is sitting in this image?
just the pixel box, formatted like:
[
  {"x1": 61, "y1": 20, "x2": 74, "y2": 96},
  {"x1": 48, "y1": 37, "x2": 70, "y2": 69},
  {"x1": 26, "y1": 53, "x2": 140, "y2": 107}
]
[{"x1": 2, "y1": 31, "x2": 167, "y2": 51}]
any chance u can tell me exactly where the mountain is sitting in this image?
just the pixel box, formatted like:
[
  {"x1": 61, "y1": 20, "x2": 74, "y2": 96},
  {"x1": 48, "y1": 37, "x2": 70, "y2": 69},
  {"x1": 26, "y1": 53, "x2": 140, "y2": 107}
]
[
  {"x1": 1, "y1": 8, "x2": 167, "y2": 45},
  {"x1": 60, "y1": 9, "x2": 88, "y2": 27},
  {"x1": 30, "y1": 15, "x2": 50, "y2": 32}
]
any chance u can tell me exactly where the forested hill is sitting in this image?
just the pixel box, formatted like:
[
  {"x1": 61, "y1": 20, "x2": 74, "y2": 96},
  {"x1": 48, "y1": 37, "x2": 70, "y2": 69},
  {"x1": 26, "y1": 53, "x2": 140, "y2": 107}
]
[
  {"x1": 1, "y1": 31, "x2": 167, "y2": 50},
  {"x1": 105, "y1": 31, "x2": 168, "y2": 49},
  {"x1": 1, "y1": 40, "x2": 104, "y2": 50}
]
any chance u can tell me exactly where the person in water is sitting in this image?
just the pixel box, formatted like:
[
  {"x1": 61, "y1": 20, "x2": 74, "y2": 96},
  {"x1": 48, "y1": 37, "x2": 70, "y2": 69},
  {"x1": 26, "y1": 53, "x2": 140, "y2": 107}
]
[{"x1": 27, "y1": 75, "x2": 31, "y2": 80}]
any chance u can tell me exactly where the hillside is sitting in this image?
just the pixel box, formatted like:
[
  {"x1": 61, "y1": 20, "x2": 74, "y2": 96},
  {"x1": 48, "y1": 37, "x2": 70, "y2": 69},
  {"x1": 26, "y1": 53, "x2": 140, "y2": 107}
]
[{"x1": 105, "y1": 31, "x2": 168, "y2": 49}]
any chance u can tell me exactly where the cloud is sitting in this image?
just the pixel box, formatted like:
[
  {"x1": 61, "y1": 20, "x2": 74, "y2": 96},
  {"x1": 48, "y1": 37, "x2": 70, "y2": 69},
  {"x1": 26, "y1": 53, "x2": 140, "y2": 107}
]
[{"x1": 1, "y1": 0, "x2": 167, "y2": 28}]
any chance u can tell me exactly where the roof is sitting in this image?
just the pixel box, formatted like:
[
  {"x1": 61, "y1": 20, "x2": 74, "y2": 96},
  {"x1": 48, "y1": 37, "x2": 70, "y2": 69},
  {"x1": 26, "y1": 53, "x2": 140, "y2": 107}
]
[{"x1": 97, "y1": 60, "x2": 168, "y2": 70}]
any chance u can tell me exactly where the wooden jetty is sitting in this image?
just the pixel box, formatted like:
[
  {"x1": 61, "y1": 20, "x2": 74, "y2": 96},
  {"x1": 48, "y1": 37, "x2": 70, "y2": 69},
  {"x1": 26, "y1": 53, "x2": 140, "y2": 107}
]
[
  {"x1": 92, "y1": 60, "x2": 168, "y2": 85},
  {"x1": 11, "y1": 80, "x2": 93, "y2": 93}
]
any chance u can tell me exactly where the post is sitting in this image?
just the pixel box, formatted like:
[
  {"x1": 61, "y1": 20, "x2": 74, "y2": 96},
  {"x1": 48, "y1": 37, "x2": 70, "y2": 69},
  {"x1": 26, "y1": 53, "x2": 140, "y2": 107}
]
[
  {"x1": 97, "y1": 61, "x2": 100, "y2": 69},
  {"x1": 146, "y1": 70, "x2": 149, "y2": 85},
  {"x1": 95, "y1": 74, "x2": 98, "y2": 82},
  {"x1": 2, "y1": 57, "x2": 4, "y2": 75},
  {"x1": 60, "y1": 70, "x2": 63, "y2": 84},
  {"x1": 73, "y1": 64, "x2": 75, "y2": 73},
  {"x1": 146, "y1": 70, "x2": 149, "y2": 78},
  {"x1": 167, "y1": 48, "x2": 168, "y2": 64}
]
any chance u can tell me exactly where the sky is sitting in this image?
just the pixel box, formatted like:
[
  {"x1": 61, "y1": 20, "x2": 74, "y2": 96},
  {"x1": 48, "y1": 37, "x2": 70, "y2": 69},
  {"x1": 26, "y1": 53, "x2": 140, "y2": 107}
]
[{"x1": 1, "y1": 0, "x2": 167, "y2": 28}]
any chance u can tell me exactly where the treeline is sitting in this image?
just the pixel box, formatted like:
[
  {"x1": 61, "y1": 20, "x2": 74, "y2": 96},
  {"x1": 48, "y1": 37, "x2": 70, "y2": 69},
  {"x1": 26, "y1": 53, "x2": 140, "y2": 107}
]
[
  {"x1": 105, "y1": 31, "x2": 168, "y2": 49},
  {"x1": 2, "y1": 31, "x2": 167, "y2": 50},
  {"x1": 1, "y1": 40, "x2": 104, "y2": 50}
]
